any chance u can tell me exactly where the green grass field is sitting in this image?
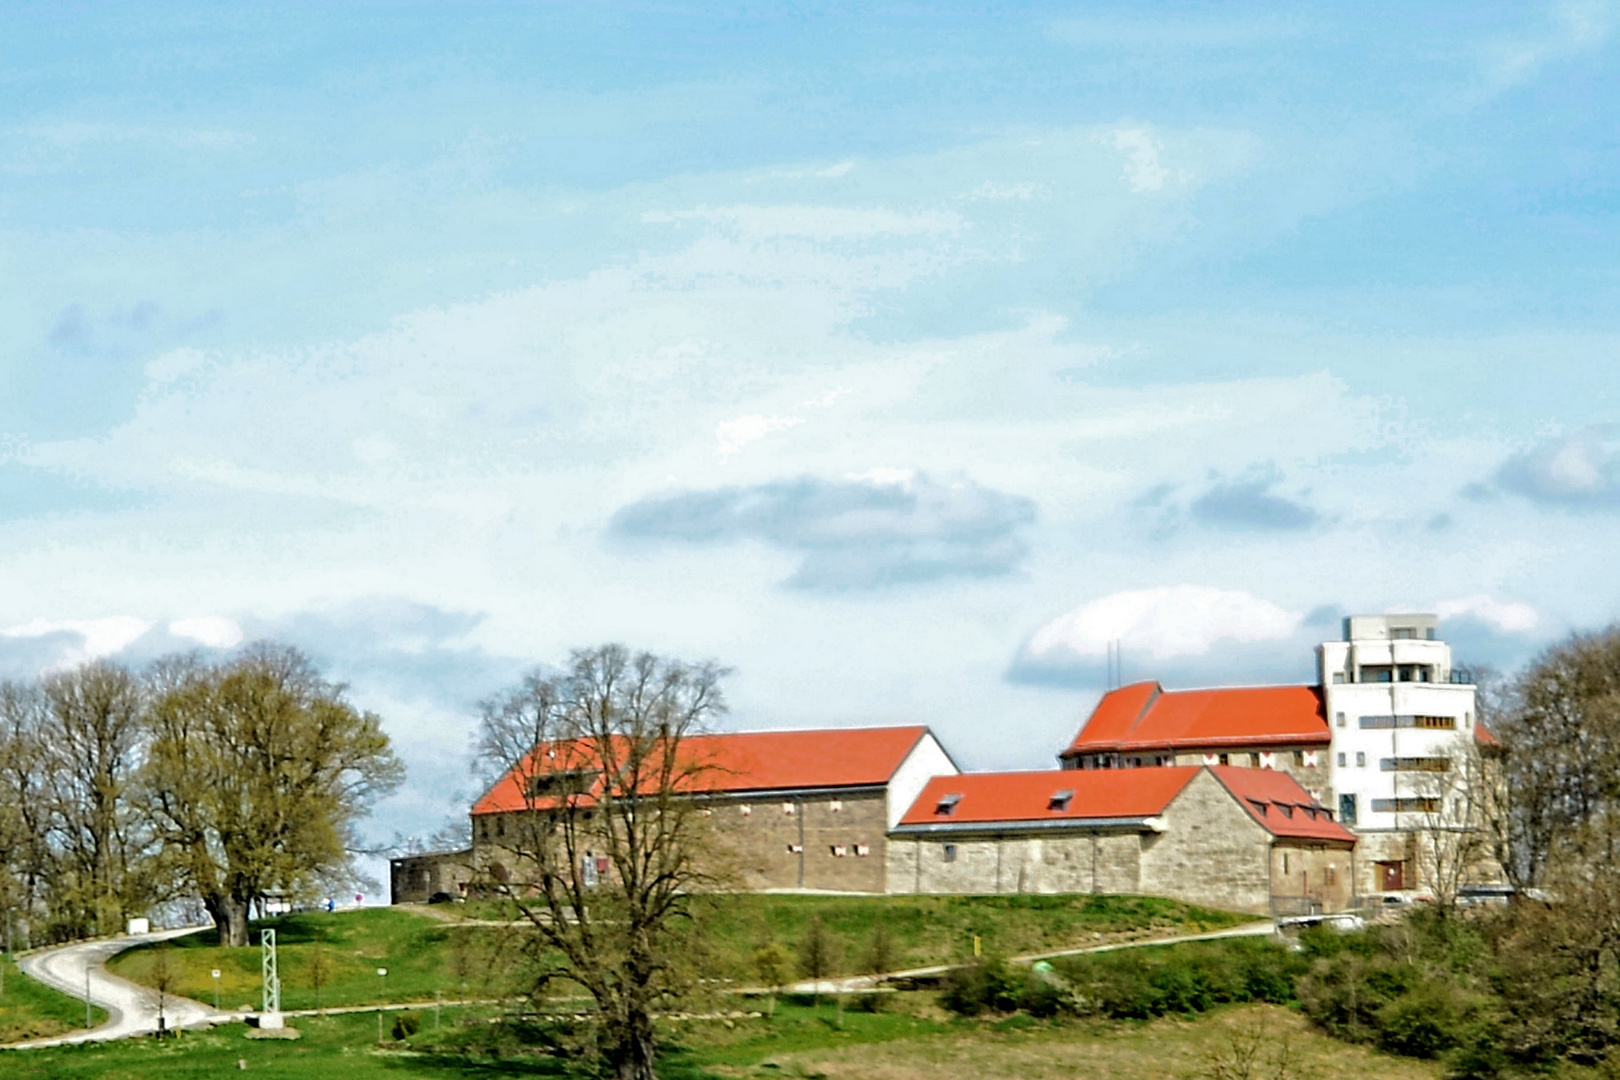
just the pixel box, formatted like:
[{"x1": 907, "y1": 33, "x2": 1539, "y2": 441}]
[
  {"x1": 107, "y1": 894, "x2": 1250, "y2": 1013},
  {"x1": 0, "y1": 999, "x2": 1446, "y2": 1080},
  {"x1": 0, "y1": 954, "x2": 108, "y2": 1043},
  {"x1": 684, "y1": 892, "x2": 1250, "y2": 980}
]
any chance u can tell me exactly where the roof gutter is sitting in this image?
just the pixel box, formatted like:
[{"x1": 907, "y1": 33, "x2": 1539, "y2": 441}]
[{"x1": 889, "y1": 815, "x2": 1166, "y2": 838}]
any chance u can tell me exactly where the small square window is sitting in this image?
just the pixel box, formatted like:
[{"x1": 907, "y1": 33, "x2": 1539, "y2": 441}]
[
  {"x1": 829, "y1": 799, "x2": 842, "y2": 813},
  {"x1": 1356, "y1": 752, "x2": 1366, "y2": 767},
  {"x1": 787, "y1": 843, "x2": 803, "y2": 854},
  {"x1": 831, "y1": 845, "x2": 846, "y2": 857},
  {"x1": 855, "y1": 844, "x2": 870, "y2": 857},
  {"x1": 1336, "y1": 712, "x2": 1346, "y2": 727},
  {"x1": 942, "y1": 844, "x2": 957, "y2": 863},
  {"x1": 740, "y1": 804, "x2": 752, "y2": 816},
  {"x1": 783, "y1": 802, "x2": 796, "y2": 816},
  {"x1": 935, "y1": 793, "x2": 963, "y2": 816},
  {"x1": 1337, "y1": 752, "x2": 1346, "y2": 767}
]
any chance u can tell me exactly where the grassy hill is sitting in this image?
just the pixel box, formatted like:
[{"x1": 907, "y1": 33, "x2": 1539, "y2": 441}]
[
  {"x1": 0, "y1": 1000, "x2": 1442, "y2": 1079},
  {"x1": 0, "y1": 955, "x2": 108, "y2": 1044},
  {"x1": 107, "y1": 894, "x2": 1250, "y2": 1012}
]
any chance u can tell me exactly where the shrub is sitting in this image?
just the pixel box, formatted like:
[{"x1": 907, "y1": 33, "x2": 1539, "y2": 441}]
[
  {"x1": 940, "y1": 957, "x2": 1022, "y2": 1016},
  {"x1": 391, "y1": 1011, "x2": 422, "y2": 1040}
]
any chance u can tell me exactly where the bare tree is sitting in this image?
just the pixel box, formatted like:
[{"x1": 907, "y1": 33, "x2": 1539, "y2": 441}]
[
  {"x1": 474, "y1": 644, "x2": 728, "y2": 1080},
  {"x1": 1408, "y1": 738, "x2": 1501, "y2": 912},
  {"x1": 38, "y1": 661, "x2": 150, "y2": 937},
  {"x1": 142, "y1": 644, "x2": 403, "y2": 946}
]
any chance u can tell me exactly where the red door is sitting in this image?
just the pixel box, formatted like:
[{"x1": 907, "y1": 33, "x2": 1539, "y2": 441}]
[{"x1": 1378, "y1": 861, "x2": 1405, "y2": 891}]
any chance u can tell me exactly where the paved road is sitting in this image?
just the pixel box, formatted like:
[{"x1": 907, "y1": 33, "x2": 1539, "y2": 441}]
[{"x1": 8, "y1": 928, "x2": 226, "y2": 1049}]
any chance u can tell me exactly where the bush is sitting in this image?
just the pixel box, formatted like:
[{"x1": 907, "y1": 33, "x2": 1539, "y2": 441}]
[
  {"x1": 940, "y1": 957, "x2": 1023, "y2": 1016},
  {"x1": 1056, "y1": 938, "x2": 1306, "y2": 1021},
  {"x1": 391, "y1": 1010, "x2": 422, "y2": 1040}
]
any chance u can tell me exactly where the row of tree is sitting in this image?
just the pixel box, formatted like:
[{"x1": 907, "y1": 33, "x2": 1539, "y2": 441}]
[{"x1": 0, "y1": 644, "x2": 402, "y2": 948}]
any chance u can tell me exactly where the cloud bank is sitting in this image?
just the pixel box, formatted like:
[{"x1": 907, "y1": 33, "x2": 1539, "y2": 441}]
[{"x1": 609, "y1": 471, "x2": 1036, "y2": 589}]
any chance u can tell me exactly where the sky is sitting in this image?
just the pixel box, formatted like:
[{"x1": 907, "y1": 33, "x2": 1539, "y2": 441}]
[{"x1": 3, "y1": 1, "x2": 1619, "y2": 882}]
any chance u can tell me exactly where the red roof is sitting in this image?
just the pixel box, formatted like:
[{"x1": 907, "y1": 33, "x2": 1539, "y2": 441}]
[
  {"x1": 1209, "y1": 766, "x2": 1357, "y2": 843},
  {"x1": 472, "y1": 725, "x2": 934, "y2": 815},
  {"x1": 897, "y1": 768, "x2": 1199, "y2": 827},
  {"x1": 896, "y1": 766, "x2": 1354, "y2": 845},
  {"x1": 1061, "y1": 682, "x2": 1330, "y2": 758}
]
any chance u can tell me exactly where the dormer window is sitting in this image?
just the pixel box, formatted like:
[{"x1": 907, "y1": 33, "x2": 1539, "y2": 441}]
[
  {"x1": 1248, "y1": 799, "x2": 1268, "y2": 816},
  {"x1": 935, "y1": 793, "x2": 963, "y2": 816},
  {"x1": 1048, "y1": 790, "x2": 1073, "y2": 812}
]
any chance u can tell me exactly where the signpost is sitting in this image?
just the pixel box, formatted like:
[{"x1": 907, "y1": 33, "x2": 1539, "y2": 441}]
[
  {"x1": 212, "y1": 968, "x2": 221, "y2": 1011},
  {"x1": 377, "y1": 968, "x2": 388, "y2": 1042}
]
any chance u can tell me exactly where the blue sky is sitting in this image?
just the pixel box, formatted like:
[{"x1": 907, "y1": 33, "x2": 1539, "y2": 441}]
[{"x1": 3, "y1": 2, "x2": 1619, "y2": 869}]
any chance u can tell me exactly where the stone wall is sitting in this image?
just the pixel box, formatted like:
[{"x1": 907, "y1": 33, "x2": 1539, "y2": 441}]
[
  {"x1": 716, "y1": 790, "x2": 888, "y2": 892},
  {"x1": 1169, "y1": 748, "x2": 1332, "y2": 804},
  {"x1": 883, "y1": 831, "x2": 1142, "y2": 896},
  {"x1": 471, "y1": 789, "x2": 891, "y2": 895},
  {"x1": 1139, "y1": 769, "x2": 1275, "y2": 915},
  {"x1": 390, "y1": 849, "x2": 474, "y2": 904},
  {"x1": 1269, "y1": 842, "x2": 1357, "y2": 914}
]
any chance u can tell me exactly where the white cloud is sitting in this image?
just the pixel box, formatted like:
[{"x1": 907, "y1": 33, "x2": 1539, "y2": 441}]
[
  {"x1": 169, "y1": 616, "x2": 246, "y2": 649},
  {"x1": 0, "y1": 616, "x2": 152, "y2": 667},
  {"x1": 1434, "y1": 594, "x2": 1540, "y2": 634},
  {"x1": 1029, "y1": 586, "x2": 1303, "y2": 660},
  {"x1": 716, "y1": 414, "x2": 804, "y2": 462},
  {"x1": 1098, "y1": 128, "x2": 1173, "y2": 193}
]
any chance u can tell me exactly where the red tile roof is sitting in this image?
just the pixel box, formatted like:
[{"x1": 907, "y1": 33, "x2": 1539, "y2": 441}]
[
  {"x1": 1060, "y1": 682, "x2": 1330, "y2": 759},
  {"x1": 895, "y1": 766, "x2": 1354, "y2": 845},
  {"x1": 896, "y1": 768, "x2": 1200, "y2": 827},
  {"x1": 472, "y1": 725, "x2": 935, "y2": 815},
  {"x1": 1208, "y1": 766, "x2": 1357, "y2": 843}
]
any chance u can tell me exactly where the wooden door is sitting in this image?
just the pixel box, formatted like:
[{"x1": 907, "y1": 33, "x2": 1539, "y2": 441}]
[{"x1": 1378, "y1": 860, "x2": 1405, "y2": 891}]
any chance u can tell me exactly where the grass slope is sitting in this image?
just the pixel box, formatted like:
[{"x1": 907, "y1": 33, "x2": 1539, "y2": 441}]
[
  {"x1": 107, "y1": 894, "x2": 1248, "y2": 1013},
  {"x1": 686, "y1": 893, "x2": 1249, "y2": 979},
  {"x1": 1, "y1": 955, "x2": 108, "y2": 1043},
  {"x1": 0, "y1": 1001, "x2": 1444, "y2": 1079},
  {"x1": 109, "y1": 908, "x2": 471, "y2": 1012}
]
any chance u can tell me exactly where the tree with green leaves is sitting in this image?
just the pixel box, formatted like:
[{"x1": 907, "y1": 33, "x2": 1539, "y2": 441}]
[
  {"x1": 142, "y1": 644, "x2": 403, "y2": 947},
  {"x1": 751, "y1": 942, "x2": 793, "y2": 1017},
  {"x1": 474, "y1": 644, "x2": 728, "y2": 1080}
]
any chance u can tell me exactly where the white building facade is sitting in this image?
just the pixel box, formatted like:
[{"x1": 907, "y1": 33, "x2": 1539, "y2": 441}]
[{"x1": 1319, "y1": 614, "x2": 1484, "y2": 896}]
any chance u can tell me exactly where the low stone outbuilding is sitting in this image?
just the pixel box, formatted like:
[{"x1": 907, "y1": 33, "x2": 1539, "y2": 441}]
[
  {"x1": 887, "y1": 766, "x2": 1357, "y2": 915},
  {"x1": 390, "y1": 848, "x2": 473, "y2": 904}
]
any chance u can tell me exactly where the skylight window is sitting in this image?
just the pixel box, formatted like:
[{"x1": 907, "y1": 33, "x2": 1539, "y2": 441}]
[
  {"x1": 1048, "y1": 790, "x2": 1074, "y2": 812},
  {"x1": 935, "y1": 793, "x2": 963, "y2": 816}
]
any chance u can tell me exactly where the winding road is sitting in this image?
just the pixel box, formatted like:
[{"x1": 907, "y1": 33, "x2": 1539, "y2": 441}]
[{"x1": 7, "y1": 927, "x2": 227, "y2": 1049}]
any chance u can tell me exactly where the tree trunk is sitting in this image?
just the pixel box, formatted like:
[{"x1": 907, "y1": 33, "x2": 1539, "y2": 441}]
[
  {"x1": 610, "y1": 1008, "x2": 658, "y2": 1080},
  {"x1": 204, "y1": 892, "x2": 252, "y2": 948}
]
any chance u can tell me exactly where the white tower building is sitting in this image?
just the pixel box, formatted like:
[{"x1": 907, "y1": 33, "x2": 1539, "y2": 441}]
[{"x1": 1318, "y1": 614, "x2": 1480, "y2": 896}]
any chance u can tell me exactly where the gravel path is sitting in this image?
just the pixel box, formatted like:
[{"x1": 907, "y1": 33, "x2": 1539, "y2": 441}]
[{"x1": 7, "y1": 927, "x2": 228, "y2": 1049}]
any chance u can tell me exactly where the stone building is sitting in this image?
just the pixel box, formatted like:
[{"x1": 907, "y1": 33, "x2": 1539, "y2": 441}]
[
  {"x1": 389, "y1": 848, "x2": 473, "y2": 904},
  {"x1": 469, "y1": 725, "x2": 958, "y2": 894},
  {"x1": 887, "y1": 766, "x2": 1357, "y2": 915},
  {"x1": 1055, "y1": 614, "x2": 1502, "y2": 901},
  {"x1": 1059, "y1": 682, "x2": 1333, "y2": 805}
]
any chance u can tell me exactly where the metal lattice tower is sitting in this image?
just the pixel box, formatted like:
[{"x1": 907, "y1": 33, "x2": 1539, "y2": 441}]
[{"x1": 261, "y1": 928, "x2": 281, "y2": 1015}]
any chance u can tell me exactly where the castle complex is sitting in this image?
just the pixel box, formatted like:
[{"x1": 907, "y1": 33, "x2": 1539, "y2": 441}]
[{"x1": 393, "y1": 613, "x2": 1500, "y2": 916}]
